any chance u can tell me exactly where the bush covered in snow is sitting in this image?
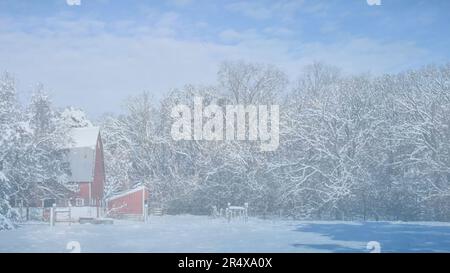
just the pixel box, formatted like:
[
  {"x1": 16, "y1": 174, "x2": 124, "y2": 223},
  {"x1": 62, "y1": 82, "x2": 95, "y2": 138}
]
[{"x1": 0, "y1": 170, "x2": 18, "y2": 230}]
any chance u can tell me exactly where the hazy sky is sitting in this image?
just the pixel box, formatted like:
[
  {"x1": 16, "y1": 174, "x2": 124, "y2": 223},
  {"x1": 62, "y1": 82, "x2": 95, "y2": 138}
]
[{"x1": 0, "y1": 0, "x2": 449, "y2": 117}]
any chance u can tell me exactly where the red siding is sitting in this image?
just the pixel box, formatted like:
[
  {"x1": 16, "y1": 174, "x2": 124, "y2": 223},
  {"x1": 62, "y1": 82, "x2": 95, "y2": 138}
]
[
  {"x1": 78, "y1": 182, "x2": 90, "y2": 201},
  {"x1": 92, "y1": 134, "x2": 105, "y2": 201},
  {"x1": 107, "y1": 188, "x2": 148, "y2": 216},
  {"x1": 73, "y1": 132, "x2": 105, "y2": 206}
]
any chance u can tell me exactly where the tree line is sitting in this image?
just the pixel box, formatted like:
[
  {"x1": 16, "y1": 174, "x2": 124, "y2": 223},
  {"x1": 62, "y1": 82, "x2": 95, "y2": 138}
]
[
  {"x1": 1, "y1": 61, "x2": 450, "y2": 229},
  {"x1": 101, "y1": 61, "x2": 450, "y2": 221}
]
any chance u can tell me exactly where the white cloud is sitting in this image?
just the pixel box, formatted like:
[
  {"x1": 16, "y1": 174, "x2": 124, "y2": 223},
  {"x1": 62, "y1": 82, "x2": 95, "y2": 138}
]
[
  {"x1": 168, "y1": 0, "x2": 194, "y2": 8},
  {"x1": 218, "y1": 29, "x2": 261, "y2": 44},
  {"x1": 66, "y1": 0, "x2": 81, "y2": 6},
  {"x1": 263, "y1": 27, "x2": 294, "y2": 37},
  {"x1": 295, "y1": 38, "x2": 430, "y2": 75},
  {"x1": 226, "y1": 0, "x2": 306, "y2": 21},
  {"x1": 319, "y1": 20, "x2": 339, "y2": 34},
  {"x1": 0, "y1": 14, "x2": 432, "y2": 117},
  {"x1": 226, "y1": 2, "x2": 273, "y2": 20}
]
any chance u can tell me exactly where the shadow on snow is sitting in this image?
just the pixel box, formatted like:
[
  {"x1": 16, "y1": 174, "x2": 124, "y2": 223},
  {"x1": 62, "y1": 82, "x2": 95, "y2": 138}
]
[{"x1": 292, "y1": 222, "x2": 450, "y2": 252}]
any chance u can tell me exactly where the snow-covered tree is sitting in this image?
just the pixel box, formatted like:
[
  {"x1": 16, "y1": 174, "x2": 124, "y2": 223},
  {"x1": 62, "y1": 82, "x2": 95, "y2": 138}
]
[
  {"x1": 218, "y1": 60, "x2": 288, "y2": 104},
  {"x1": 100, "y1": 114, "x2": 130, "y2": 198},
  {"x1": 20, "y1": 86, "x2": 72, "y2": 202},
  {"x1": 0, "y1": 72, "x2": 20, "y2": 228},
  {"x1": 0, "y1": 172, "x2": 17, "y2": 230},
  {"x1": 60, "y1": 106, "x2": 93, "y2": 128}
]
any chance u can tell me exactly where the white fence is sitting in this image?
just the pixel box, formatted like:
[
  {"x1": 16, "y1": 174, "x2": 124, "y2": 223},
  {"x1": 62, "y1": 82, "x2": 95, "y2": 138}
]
[
  {"x1": 212, "y1": 203, "x2": 249, "y2": 222},
  {"x1": 14, "y1": 206, "x2": 105, "y2": 223},
  {"x1": 55, "y1": 206, "x2": 102, "y2": 221}
]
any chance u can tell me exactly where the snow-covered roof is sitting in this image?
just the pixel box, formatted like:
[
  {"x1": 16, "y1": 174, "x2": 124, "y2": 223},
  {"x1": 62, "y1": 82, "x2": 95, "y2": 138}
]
[
  {"x1": 106, "y1": 186, "x2": 147, "y2": 201},
  {"x1": 69, "y1": 127, "x2": 100, "y2": 149}
]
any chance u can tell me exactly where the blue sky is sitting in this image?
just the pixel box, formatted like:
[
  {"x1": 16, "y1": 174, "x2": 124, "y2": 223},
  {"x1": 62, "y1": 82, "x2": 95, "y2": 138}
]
[{"x1": 0, "y1": 0, "x2": 449, "y2": 116}]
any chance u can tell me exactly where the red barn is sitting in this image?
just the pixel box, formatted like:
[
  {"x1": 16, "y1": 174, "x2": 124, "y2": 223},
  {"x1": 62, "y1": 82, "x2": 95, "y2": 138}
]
[
  {"x1": 16, "y1": 126, "x2": 152, "y2": 222},
  {"x1": 67, "y1": 127, "x2": 105, "y2": 206},
  {"x1": 106, "y1": 186, "x2": 149, "y2": 220}
]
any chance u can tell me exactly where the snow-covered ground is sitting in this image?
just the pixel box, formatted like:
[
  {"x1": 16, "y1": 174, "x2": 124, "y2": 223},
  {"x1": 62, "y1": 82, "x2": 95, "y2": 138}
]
[{"x1": 1, "y1": 215, "x2": 450, "y2": 253}]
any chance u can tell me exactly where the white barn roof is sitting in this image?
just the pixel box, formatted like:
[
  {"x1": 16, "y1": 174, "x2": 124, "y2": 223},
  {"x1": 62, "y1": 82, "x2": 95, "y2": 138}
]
[
  {"x1": 67, "y1": 127, "x2": 100, "y2": 182},
  {"x1": 69, "y1": 127, "x2": 100, "y2": 149}
]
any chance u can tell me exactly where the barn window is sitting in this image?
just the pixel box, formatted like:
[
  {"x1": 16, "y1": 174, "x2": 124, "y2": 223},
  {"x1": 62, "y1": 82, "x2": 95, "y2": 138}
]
[
  {"x1": 75, "y1": 198, "x2": 84, "y2": 207},
  {"x1": 43, "y1": 199, "x2": 56, "y2": 208}
]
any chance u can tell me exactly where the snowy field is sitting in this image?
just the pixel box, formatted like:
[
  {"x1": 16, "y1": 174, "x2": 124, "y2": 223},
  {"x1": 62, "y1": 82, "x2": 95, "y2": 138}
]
[{"x1": 1, "y1": 215, "x2": 450, "y2": 253}]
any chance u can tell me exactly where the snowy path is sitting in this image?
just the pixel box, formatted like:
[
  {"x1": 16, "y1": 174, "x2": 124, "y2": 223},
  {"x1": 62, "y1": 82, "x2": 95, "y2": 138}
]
[{"x1": 1, "y1": 215, "x2": 450, "y2": 253}]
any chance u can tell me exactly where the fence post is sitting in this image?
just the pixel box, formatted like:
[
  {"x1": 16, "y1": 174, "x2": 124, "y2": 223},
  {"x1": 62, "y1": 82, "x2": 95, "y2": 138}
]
[
  {"x1": 50, "y1": 204, "x2": 56, "y2": 227},
  {"x1": 244, "y1": 203, "x2": 249, "y2": 222},
  {"x1": 144, "y1": 204, "x2": 148, "y2": 222},
  {"x1": 68, "y1": 206, "x2": 72, "y2": 226}
]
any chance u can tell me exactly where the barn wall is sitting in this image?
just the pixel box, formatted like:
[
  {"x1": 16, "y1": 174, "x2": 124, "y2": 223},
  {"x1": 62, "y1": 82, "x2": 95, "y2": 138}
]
[
  {"x1": 92, "y1": 135, "x2": 105, "y2": 201},
  {"x1": 78, "y1": 182, "x2": 90, "y2": 202},
  {"x1": 107, "y1": 189, "x2": 147, "y2": 216}
]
